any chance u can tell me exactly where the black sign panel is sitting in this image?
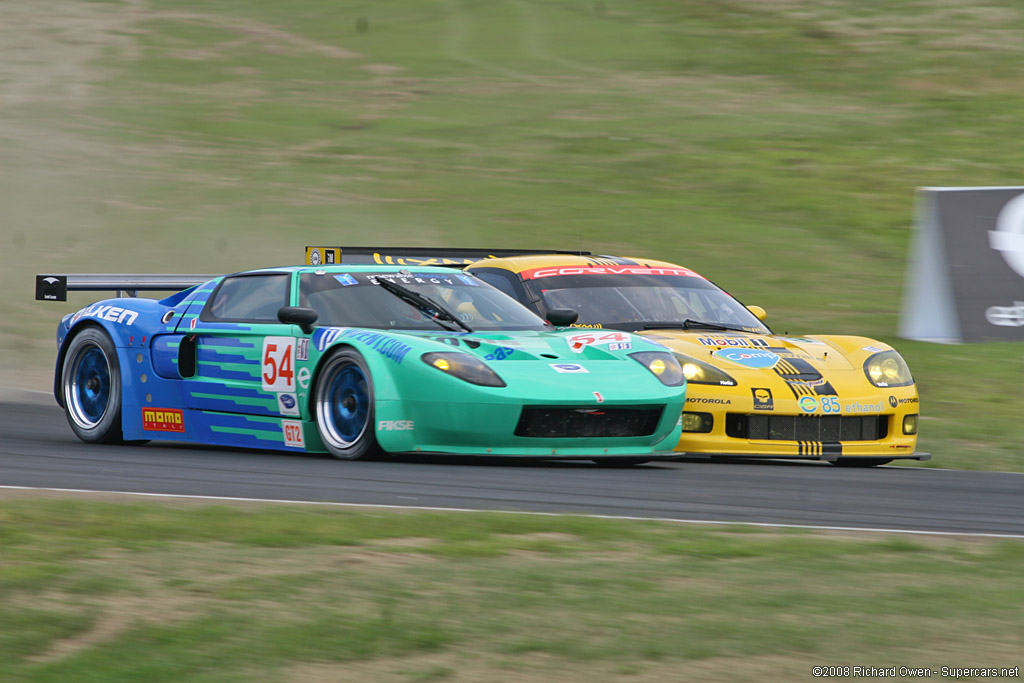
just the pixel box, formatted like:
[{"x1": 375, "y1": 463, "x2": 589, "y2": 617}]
[
  {"x1": 937, "y1": 189, "x2": 1024, "y2": 341},
  {"x1": 35, "y1": 275, "x2": 67, "y2": 301}
]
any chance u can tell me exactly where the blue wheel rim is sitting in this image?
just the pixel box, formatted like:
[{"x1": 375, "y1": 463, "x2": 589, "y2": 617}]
[
  {"x1": 68, "y1": 344, "x2": 111, "y2": 428},
  {"x1": 325, "y1": 364, "x2": 369, "y2": 446}
]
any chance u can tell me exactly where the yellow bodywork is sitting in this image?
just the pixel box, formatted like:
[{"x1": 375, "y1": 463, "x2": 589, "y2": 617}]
[{"x1": 465, "y1": 254, "x2": 924, "y2": 464}]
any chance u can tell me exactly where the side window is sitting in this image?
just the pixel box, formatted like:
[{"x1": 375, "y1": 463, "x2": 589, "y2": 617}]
[
  {"x1": 469, "y1": 268, "x2": 523, "y2": 302},
  {"x1": 202, "y1": 274, "x2": 290, "y2": 322}
]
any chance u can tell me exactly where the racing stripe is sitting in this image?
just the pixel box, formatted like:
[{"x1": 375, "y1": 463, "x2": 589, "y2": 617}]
[{"x1": 773, "y1": 357, "x2": 838, "y2": 398}]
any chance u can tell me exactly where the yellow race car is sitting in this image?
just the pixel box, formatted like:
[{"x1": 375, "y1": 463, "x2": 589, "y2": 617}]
[{"x1": 459, "y1": 253, "x2": 927, "y2": 467}]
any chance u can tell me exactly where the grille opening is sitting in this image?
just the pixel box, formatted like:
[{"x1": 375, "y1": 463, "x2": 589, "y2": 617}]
[
  {"x1": 515, "y1": 406, "x2": 664, "y2": 438},
  {"x1": 725, "y1": 414, "x2": 888, "y2": 442}
]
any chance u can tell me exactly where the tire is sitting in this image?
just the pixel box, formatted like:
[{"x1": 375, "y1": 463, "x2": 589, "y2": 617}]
[
  {"x1": 314, "y1": 348, "x2": 381, "y2": 460},
  {"x1": 61, "y1": 326, "x2": 126, "y2": 444},
  {"x1": 830, "y1": 458, "x2": 893, "y2": 468},
  {"x1": 593, "y1": 458, "x2": 649, "y2": 467}
]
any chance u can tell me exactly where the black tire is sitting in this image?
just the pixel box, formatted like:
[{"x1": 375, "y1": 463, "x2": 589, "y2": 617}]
[
  {"x1": 830, "y1": 458, "x2": 893, "y2": 468},
  {"x1": 61, "y1": 326, "x2": 126, "y2": 444},
  {"x1": 593, "y1": 458, "x2": 649, "y2": 467},
  {"x1": 314, "y1": 348, "x2": 381, "y2": 460}
]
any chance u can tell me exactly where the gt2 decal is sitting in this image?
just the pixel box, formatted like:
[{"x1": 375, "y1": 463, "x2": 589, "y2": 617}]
[
  {"x1": 567, "y1": 331, "x2": 631, "y2": 353},
  {"x1": 697, "y1": 336, "x2": 769, "y2": 348},
  {"x1": 262, "y1": 337, "x2": 296, "y2": 392},
  {"x1": 712, "y1": 349, "x2": 780, "y2": 369},
  {"x1": 72, "y1": 304, "x2": 138, "y2": 326},
  {"x1": 282, "y1": 420, "x2": 304, "y2": 448},
  {"x1": 142, "y1": 407, "x2": 185, "y2": 432}
]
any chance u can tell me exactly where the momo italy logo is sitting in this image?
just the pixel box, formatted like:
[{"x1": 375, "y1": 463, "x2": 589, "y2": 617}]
[{"x1": 142, "y1": 408, "x2": 185, "y2": 432}]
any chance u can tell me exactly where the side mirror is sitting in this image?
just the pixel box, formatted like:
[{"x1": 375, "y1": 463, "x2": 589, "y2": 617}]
[
  {"x1": 278, "y1": 306, "x2": 319, "y2": 334},
  {"x1": 545, "y1": 308, "x2": 579, "y2": 327},
  {"x1": 746, "y1": 305, "x2": 767, "y2": 322}
]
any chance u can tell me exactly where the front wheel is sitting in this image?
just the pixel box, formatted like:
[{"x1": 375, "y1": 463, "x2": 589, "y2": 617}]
[
  {"x1": 314, "y1": 349, "x2": 381, "y2": 460},
  {"x1": 830, "y1": 458, "x2": 893, "y2": 468},
  {"x1": 61, "y1": 326, "x2": 125, "y2": 443}
]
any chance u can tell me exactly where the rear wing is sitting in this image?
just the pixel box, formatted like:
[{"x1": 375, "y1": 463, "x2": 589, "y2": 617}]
[
  {"x1": 35, "y1": 274, "x2": 216, "y2": 301},
  {"x1": 304, "y1": 246, "x2": 591, "y2": 267}
]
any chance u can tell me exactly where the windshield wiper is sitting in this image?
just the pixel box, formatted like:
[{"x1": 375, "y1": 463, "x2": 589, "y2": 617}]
[
  {"x1": 643, "y1": 319, "x2": 746, "y2": 332},
  {"x1": 375, "y1": 277, "x2": 473, "y2": 333}
]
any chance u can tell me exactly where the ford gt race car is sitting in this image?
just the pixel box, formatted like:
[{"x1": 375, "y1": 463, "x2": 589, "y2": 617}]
[
  {"x1": 35, "y1": 264, "x2": 687, "y2": 463},
  {"x1": 450, "y1": 252, "x2": 927, "y2": 467}
]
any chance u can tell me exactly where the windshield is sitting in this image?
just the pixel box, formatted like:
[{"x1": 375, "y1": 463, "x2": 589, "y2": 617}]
[
  {"x1": 300, "y1": 270, "x2": 548, "y2": 331},
  {"x1": 522, "y1": 271, "x2": 770, "y2": 334}
]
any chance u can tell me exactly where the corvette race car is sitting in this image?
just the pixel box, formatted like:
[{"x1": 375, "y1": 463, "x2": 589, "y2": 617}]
[
  {"x1": 35, "y1": 263, "x2": 687, "y2": 462},
  {"x1": 452, "y1": 252, "x2": 927, "y2": 466}
]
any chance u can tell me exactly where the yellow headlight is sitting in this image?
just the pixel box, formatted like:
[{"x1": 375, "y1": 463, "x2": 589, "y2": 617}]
[
  {"x1": 683, "y1": 362, "x2": 701, "y2": 380},
  {"x1": 648, "y1": 358, "x2": 667, "y2": 376},
  {"x1": 432, "y1": 358, "x2": 450, "y2": 371}
]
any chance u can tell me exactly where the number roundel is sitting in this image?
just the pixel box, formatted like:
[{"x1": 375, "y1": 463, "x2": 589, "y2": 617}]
[{"x1": 262, "y1": 337, "x2": 295, "y2": 392}]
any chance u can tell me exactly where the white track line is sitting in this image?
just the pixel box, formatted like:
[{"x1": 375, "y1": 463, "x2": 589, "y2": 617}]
[{"x1": 3, "y1": 485, "x2": 1023, "y2": 539}]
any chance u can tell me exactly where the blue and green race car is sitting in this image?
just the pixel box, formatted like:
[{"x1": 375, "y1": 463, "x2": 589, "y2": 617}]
[{"x1": 36, "y1": 265, "x2": 686, "y2": 462}]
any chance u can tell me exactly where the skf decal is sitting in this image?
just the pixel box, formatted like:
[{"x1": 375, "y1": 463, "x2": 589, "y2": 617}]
[
  {"x1": 72, "y1": 304, "x2": 138, "y2": 326},
  {"x1": 282, "y1": 420, "x2": 305, "y2": 448},
  {"x1": 712, "y1": 349, "x2": 780, "y2": 370},
  {"x1": 697, "y1": 336, "x2": 769, "y2": 348},
  {"x1": 521, "y1": 265, "x2": 705, "y2": 280},
  {"x1": 142, "y1": 408, "x2": 185, "y2": 432},
  {"x1": 378, "y1": 420, "x2": 414, "y2": 431},
  {"x1": 550, "y1": 363, "x2": 588, "y2": 373},
  {"x1": 752, "y1": 388, "x2": 773, "y2": 411}
]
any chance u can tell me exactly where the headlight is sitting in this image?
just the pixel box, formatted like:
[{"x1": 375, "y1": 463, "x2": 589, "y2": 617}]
[
  {"x1": 673, "y1": 353, "x2": 737, "y2": 386},
  {"x1": 421, "y1": 352, "x2": 506, "y2": 387},
  {"x1": 863, "y1": 350, "x2": 913, "y2": 388},
  {"x1": 629, "y1": 352, "x2": 686, "y2": 387}
]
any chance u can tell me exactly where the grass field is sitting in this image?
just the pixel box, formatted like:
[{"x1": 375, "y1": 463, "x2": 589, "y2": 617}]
[
  {"x1": 1, "y1": 497, "x2": 1022, "y2": 682},
  {"x1": 2, "y1": 4, "x2": 1024, "y2": 678},
  {"x1": 4, "y1": 0, "x2": 1024, "y2": 469}
]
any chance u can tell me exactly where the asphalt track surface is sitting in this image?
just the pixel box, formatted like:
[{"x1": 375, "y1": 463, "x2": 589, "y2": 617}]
[{"x1": 3, "y1": 399, "x2": 1024, "y2": 537}]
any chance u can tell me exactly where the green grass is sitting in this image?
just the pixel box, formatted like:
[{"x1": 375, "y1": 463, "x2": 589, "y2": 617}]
[
  {"x1": 2, "y1": 0, "x2": 1024, "y2": 468},
  {"x1": 0, "y1": 499, "x2": 1021, "y2": 682}
]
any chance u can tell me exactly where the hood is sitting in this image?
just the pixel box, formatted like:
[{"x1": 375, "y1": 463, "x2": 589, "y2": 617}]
[
  {"x1": 637, "y1": 330, "x2": 868, "y2": 378},
  {"x1": 396, "y1": 329, "x2": 667, "y2": 363}
]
